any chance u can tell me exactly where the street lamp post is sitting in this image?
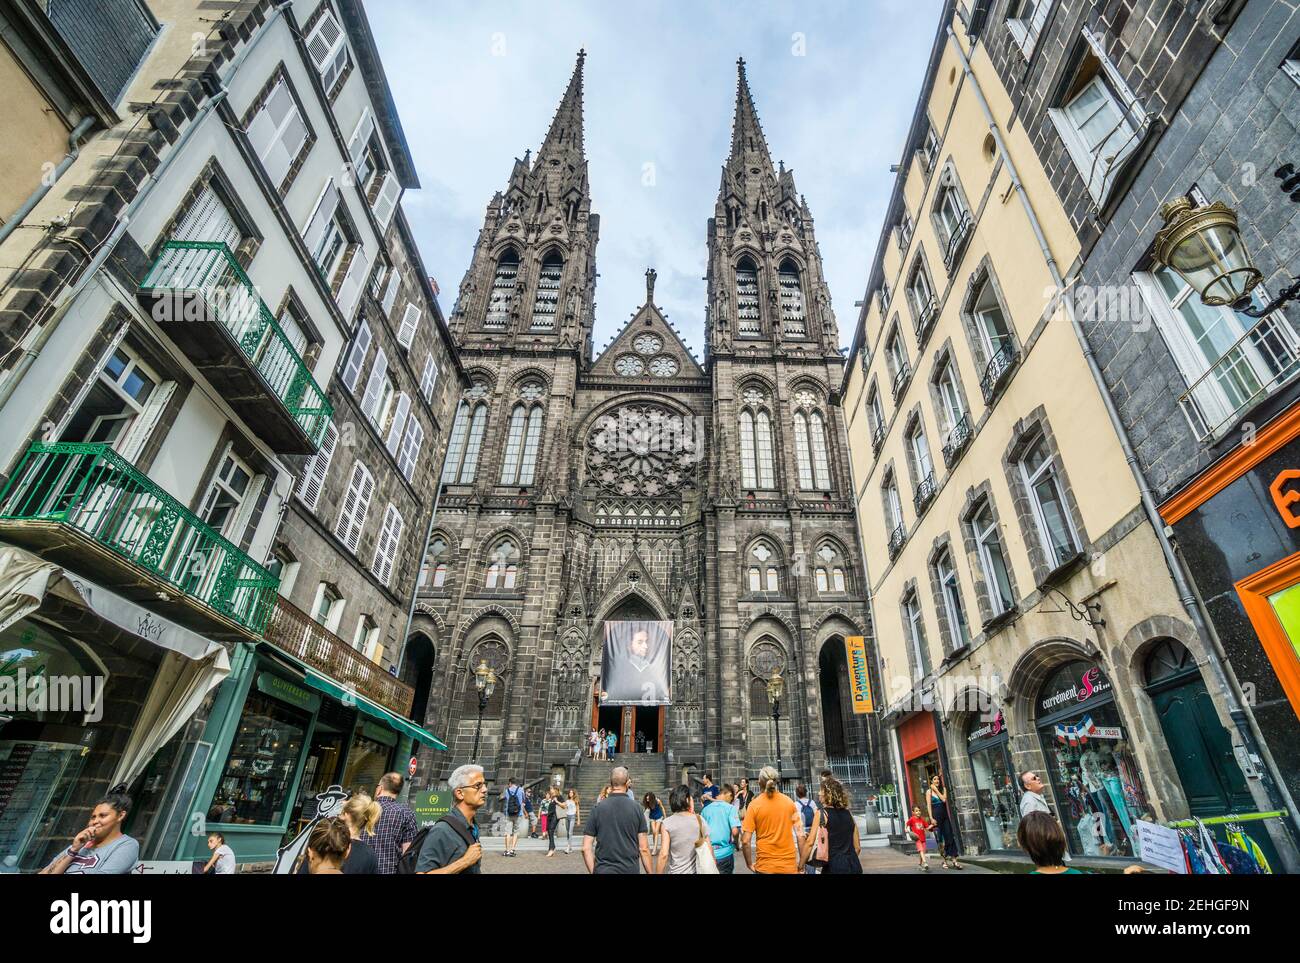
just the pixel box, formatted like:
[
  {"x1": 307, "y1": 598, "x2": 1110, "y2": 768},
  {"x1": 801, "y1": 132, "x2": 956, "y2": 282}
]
[
  {"x1": 1154, "y1": 182, "x2": 1300, "y2": 317},
  {"x1": 767, "y1": 670, "x2": 784, "y2": 780},
  {"x1": 470, "y1": 659, "x2": 496, "y2": 761}
]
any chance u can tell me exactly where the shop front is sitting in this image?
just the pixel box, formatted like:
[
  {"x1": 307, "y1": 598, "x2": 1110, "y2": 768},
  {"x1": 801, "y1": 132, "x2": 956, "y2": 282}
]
[
  {"x1": 1160, "y1": 416, "x2": 1300, "y2": 835},
  {"x1": 0, "y1": 547, "x2": 232, "y2": 872},
  {"x1": 897, "y1": 711, "x2": 940, "y2": 813},
  {"x1": 167, "y1": 642, "x2": 445, "y2": 864},
  {"x1": 966, "y1": 710, "x2": 1019, "y2": 851},
  {"x1": 1035, "y1": 660, "x2": 1153, "y2": 858}
]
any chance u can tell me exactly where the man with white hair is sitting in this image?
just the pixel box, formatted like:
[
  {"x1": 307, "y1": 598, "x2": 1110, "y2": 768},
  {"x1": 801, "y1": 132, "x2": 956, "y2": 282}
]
[{"x1": 416, "y1": 764, "x2": 485, "y2": 874}]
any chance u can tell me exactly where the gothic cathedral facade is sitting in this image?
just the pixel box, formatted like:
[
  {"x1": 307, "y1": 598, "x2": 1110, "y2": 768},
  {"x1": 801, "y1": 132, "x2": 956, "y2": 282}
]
[{"x1": 410, "y1": 53, "x2": 884, "y2": 788}]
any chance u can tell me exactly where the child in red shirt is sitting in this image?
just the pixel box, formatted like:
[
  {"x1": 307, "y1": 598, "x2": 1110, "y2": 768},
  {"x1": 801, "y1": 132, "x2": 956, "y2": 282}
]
[{"x1": 906, "y1": 806, "x2": 932, "y2": 871}]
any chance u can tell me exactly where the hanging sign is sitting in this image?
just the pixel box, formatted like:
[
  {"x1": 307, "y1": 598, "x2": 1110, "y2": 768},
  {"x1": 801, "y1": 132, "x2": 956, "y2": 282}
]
[
  {"x1": 845, "y1": 636, "x2": 874, "y2": 714},
  {"x1": 1136, "y1": 820, "x2": 1187, "y2": 874},
  {"x1": 408, "y1": 756, "x2": 418, "y2": 778}
]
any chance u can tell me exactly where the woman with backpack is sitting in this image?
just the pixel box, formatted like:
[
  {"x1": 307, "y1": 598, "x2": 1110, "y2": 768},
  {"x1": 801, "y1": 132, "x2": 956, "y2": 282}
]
[
  {"x1": 801, "y1": 777, "x2": 862, "y2": 874},
  {"x1": 794, "y1": 784, "x2": 820, "y2": 873}
]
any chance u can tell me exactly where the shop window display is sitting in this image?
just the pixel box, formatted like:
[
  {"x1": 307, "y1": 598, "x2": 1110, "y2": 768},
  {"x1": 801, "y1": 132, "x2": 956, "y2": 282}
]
[
  {"x1": 208, "y1": 691, "x2": 308, "y2": 826},
  {"x1": 1035, "y1": 661, "x2": 1153, "y2": 858},
  {"x1": 967, "y1": 711, "x2": 1020, "y2": 850},
  {"x1": 340, "y1": 730, "x2": 394, "y2": 796}
]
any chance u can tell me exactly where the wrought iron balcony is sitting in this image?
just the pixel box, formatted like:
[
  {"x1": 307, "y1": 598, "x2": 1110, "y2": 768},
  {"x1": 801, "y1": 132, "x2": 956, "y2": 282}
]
[
  {"x1": 887, "y1": 522, "x2": 907, "y2": 560},
  {"x1": 871, "y1": 421, "x2": 886, "y2": 455},
  {"x1": 1176, "y1": 312, "x2": 1300, "y2": 441},
  {"x1": 913, "y1": 471, "x2": 938, "y2": 515},
  {"x1": 139, "y1": 241, "x2": 333, "y2": 454},
  {"x1": 941, "y1": 413, "x2": 973, "y2": 467},
  {"x1": 943, "y1": 211, "x2": 974, "y2": 271},
  {"x1": 0, "y1": 442, "x2": 277, "y2": 635},
  {"x1": 980, "y1": 344, "x2": 1020, "y2": 403},
  {"x1": 912, "y1": 296, "x2": 939, "y2": 345},
  {"x1": 264, "y1": 597, "x2": 415, "y2": 716},
  {"x1": 891, "y1": 361, "x2": 912, "y2": 400}
]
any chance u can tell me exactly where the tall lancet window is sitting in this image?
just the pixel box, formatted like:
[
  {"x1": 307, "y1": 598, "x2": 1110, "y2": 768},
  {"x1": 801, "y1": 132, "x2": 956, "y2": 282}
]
[
  {"x1": 779, "y1": 258, "x2": 806, "y2": 337},
  {"x1": 793, "y1": 389, "x2": 832, "y2": 491},
  {"x1": 739, "y1": 387, "x2": 776, "y2": 489},
  {"x1": 532, "y1": 252, "x2": 562, "y2": 330},
  {"x1": 500, "y1": 381, "x2": 546, "y2": 486},
  {"x1": 443, "y1": 382, "x2": 490, "y2": 483},
  {"x1": 485, "y1": 249, "x2": 518, "y2": 328},
  {"x1": 736, "y1": 257, "x2": 761, "y2": 336}
]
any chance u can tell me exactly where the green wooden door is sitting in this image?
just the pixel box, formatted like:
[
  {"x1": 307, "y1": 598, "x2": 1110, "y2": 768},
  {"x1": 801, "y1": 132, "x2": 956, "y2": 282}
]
[{"x1": 1149, "y1": 674, "x2": 1252, "y2": 816}]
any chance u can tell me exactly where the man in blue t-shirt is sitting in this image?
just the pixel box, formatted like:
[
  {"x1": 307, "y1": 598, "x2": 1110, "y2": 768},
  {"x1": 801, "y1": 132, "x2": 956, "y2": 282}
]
[
  {"x1": 701, "y1": 783, "x2": 743, "y2": 873},
  {"x1": 699, "y1": 773, "x2": 721, "y2": 805}
]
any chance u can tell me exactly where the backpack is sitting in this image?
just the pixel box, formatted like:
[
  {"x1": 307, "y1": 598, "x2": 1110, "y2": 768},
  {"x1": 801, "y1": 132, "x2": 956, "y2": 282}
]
[
  {"x1": 396, "y1": 816, "x2": 477, "y2": 874},
  {"x1": 506, "y1": 786, "x2": 522, "y2": 817},
  {"x1": 798, "y1": 798, "x2": 815, "y2": 830}
]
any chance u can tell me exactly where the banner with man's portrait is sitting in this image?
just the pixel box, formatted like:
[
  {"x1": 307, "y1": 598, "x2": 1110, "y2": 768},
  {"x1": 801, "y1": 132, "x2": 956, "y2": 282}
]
[{"x1": 600, "y1": 621, "x2": 672, "y2": 706}]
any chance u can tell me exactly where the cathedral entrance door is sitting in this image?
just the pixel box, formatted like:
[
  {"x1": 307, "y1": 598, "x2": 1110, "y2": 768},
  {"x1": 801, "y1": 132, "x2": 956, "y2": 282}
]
[{"x1": 591, "y1": 706, "x2": 665, "y2": 755}]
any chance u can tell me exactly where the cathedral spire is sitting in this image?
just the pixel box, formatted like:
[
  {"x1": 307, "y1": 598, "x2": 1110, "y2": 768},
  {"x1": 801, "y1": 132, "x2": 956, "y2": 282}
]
[
  {"x1": 727, "y1": 57, "x2": 774, "y2": 177},
  {"x1": 537, "y1": 49, "x2": 586, "y2": 165}
]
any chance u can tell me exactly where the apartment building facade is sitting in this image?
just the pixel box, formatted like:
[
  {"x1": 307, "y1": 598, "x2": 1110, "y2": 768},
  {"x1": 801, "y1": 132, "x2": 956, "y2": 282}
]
[
  {"x1": 966, "y1": 0, "x2": 1300, "y2": 864},
  {"x1": 0, "y1": 0, "x2": 460, "y2": 869},
  {"x1": 842, "y1": 0, "x2": 1295, "y2": 868}
]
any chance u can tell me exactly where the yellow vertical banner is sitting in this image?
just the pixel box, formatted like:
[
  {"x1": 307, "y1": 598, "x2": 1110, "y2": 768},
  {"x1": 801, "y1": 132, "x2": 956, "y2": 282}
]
[{"x1": 844, "y1": 636, "x2": 874, "y2": 714}]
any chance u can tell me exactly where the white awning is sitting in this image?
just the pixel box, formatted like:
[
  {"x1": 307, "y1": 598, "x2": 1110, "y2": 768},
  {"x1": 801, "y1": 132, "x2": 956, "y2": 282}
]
[{"x1": 0, "y1": 544, "x2": 230, "y2": 787}]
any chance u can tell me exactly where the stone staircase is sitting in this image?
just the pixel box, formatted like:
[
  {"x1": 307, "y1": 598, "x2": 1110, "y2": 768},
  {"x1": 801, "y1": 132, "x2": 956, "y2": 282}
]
[{"x1": 571, "y1": 753, "x2": 673, "y2": 807}]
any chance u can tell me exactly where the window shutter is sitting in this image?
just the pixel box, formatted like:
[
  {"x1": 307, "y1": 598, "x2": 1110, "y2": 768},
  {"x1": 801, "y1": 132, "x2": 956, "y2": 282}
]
[
  {"x1": 397, "y1": 303, "x2": 421, "y2": 348},
  {"x1": 173, "y1": 186, "x2": 241, "y2": 249},
  {"x1": 341, "y1": 320, "x2": 371, "y2": 392},
  {"x1": 116, "y1": 381, "x2": 176, "y2": 464},
  {"x1": 372, "y1": 171, "x2": 401, "y2": 229},
  {"x1": 360, "y1": 347, "x2": 388, "y2": 420},
  {"x1": 371, "y1": 504, "x2": 403, "y2": 585},
  {"x1": 385, "y1": 392, "x2": 411, "y2": 454},
  {"x1": 419, "y1": 355, "x2": 437, "y2": 401},
  {"x1": 302, "y1": 179, "x2": 339, "y2": 256},
  {"x1": 336, "y1": 247, "x2": 369, "y2": 320},
  {"x1": 381, "y1": 270, "x2": 401, "y2": 315},
  {"x1": 335, "y1": 461, "x2": 374, "y2": 553},
  {"x1": 297, "y1": 421, "x2": 338, "y2": 512},
  {"x1": 398, "y1": 418, "x2": 423, "y2": 479},
  {"x1": 348, "y1": 108, "x2": 376, "y2": 169},
  {"x1": 306, "y1": 10, "x2": 347, "y2": 91},
  {"x1": 249, "y1": 80, "x2": 305, "y2": 188}
]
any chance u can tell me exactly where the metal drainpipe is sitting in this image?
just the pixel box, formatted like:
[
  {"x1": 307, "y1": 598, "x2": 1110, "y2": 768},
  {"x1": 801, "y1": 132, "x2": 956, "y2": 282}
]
[
  {"x1": 0, "y1": 115, "x2": 97, "y2": 246},
  {"x1": 0, "y1": 0, "x2": 295, "y2": 413},
  {"x1": 947, "y1": 26, "x2": 1300, "y2": 853}
]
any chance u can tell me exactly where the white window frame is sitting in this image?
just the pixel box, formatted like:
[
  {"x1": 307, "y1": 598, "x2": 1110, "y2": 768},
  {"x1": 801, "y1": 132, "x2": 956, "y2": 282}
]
[
  {"x1": 305, "y1": 7, "x2": 350, "y2": 95},
  {"x1": 371, "y1": 504, "x2": 404, "y2": 586},
  {"x1": 246, "y1": 77, "x2": 308, "y2": 190},
  {"x1": 903, "y1": 592, "x2": 927, "y2": 681},
  {"x1": 340, "y1": 319, "x2": 371, "y2": 393},
  {"x1": 1020, "y1": 436, "x2": 1079, "y2": 567},
  {"x1": 1132, "y1": 269, "x2": 1300, "y2": 438},
  {"x1": 419, "y1": 354, "x2": 438, "y2": 402},
  {"x1": 1047, "y1": 30, "x2": 1147, "y2": 205},
  {"x1": 973, "y1": 502, "x2": 1014, "y2": 616},
  {"x1": 936, "y1": 549, "x2": 970, "y2": 650}
]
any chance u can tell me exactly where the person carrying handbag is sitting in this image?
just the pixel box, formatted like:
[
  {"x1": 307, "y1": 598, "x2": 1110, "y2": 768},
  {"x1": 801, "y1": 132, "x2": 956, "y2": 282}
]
[
  {"x1": 800, "y1": 777, "x2": 862, "y2": 874},
  {"x1": 658, "y1": 785, "x2": 707, "y2": 874}
]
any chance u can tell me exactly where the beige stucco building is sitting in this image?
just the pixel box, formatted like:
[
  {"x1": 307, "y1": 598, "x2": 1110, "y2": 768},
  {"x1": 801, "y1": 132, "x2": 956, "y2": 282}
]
[{"x1": 841, "y1": 3, "x2": 1279, "y2": 862}]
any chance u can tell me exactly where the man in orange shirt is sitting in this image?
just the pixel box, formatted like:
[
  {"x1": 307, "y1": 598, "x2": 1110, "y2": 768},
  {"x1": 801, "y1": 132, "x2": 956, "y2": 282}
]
[{"x1": 740, "y1": 765, "x2": 803, "y2": 874}]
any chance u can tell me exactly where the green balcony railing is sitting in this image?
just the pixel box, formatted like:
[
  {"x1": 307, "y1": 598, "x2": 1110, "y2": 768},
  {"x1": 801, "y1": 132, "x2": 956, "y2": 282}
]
[
  {"x1": 0, "y1": 442, "x2": 279, "y2": 634},
  {"x1": 140, "y1": 241, "x2": 333, "y2": 449}
]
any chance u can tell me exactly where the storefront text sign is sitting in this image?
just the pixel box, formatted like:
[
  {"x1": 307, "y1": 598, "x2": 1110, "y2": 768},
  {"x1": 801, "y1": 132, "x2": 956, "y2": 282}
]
[
  {"x1": 412, "y1": 789, "x2": 450, "y2": 828},
  {"x1": 1039, "y1": 665, "x2": 1111, "y2": 715},
  {"x1": 256, "y1": 673, "x2": 317, "y2": 712},
  {"x1": 967, "y1": 710, "x2": 1005, "y2": 745},
  {"x1": 844, "y1": 636, "x2": 874, "y2": 714},
  {"x1": 1270, "y1": 469, "x2": 1300, "y2": 528},
  {"x1": 1135, "y1": 821, "x2": 1186, "y2": 874}
]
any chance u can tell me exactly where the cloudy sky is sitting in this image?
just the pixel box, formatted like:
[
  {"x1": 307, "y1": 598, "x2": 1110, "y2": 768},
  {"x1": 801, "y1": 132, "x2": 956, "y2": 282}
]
[{"x1": 368, "y1": 0, "x2": 944, "y2": 356}]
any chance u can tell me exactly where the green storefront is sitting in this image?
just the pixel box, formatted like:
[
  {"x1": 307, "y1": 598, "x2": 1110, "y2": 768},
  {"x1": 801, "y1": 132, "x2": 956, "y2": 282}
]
[{"x1": 161, "y1": 642, "x2": 444, "y2": 864}]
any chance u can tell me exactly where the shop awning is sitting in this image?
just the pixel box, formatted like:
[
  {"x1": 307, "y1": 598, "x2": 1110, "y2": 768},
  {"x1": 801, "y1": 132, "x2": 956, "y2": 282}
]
[
  {"x1": 0, "y1": 544, "x2": 231, "y2": 788},
  {"x1": 300, "y1": 668, "x2": 447, "y2": 750}
]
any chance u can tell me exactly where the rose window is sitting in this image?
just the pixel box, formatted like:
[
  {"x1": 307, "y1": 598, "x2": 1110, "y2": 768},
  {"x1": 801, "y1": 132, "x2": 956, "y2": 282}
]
[
  {"x1": 586, "y1": 404, "x2": 697, "y2": 497},
  {"x1": 615, "y1": 355, "x2": 645, "y2": 377}
]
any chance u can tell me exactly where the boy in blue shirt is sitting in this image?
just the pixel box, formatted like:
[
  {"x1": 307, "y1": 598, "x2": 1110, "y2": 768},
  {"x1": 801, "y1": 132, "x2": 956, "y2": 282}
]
[{"x1": 701, "y1": 783, "x2": 742, "y2": 873}]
